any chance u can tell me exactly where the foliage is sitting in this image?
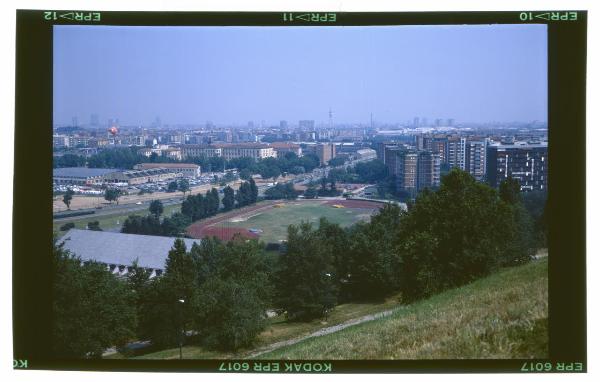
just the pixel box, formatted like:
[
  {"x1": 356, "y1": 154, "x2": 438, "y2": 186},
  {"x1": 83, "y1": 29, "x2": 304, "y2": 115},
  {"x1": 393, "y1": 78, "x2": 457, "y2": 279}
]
[
  {"x1": 63, "y1": 188, "x2": 75, "y2": 210},
  {"x1": 274, "y1": 222, "x2": 338, "y2": 321},
  {"x1": 52, "y1": 240, "x2": 136, "y2": 358},
  {"x1": 328, "y1": 156, "x2": 347, "y2": 167},
  {"x1": 53, "y1": 154, "x2": 87, "y2": 168},
  {"x1": 192, "y1": 240, "x2": 271, "y2": 350},
  {"x1": 222, "y1": 186, "x2": 235, "y2": 211},
  {"x1": 149, "y1": 200, "x2": 164, "y2": 217},
  {"x1": 178, "y1": 179, "x2": 190, "y2": 195},
  {"x1": 87, "y1": 221, "x2": 102, "y2": 231},
  {"x1": 235, "y1": 180, "x2": 255, "y2": 207},
  {"x1": 181, "y1": 188, "x2": 220, "y2": 222},
  {"x1": 338, "y1": 205, "x2": 404, "y2": 301},
  {"x1": 396, "y1": 169, "x2": 535, "y2": 301},
  {"x1": 264, "y1": 182, "x2": 298, "y2": 200},
  {"x1": 87, "y1": 147, "x2": 150, "y2": 169},
  {"x1": 121, "y1": 212, "x2": 190, "y2": 237},
  {"x1": 104, "y1": 188, "x2": 121, "y2": 204},
  {"x1": 60, "y1": 222, "x2": 75, "y2": 231},
  {"x1": 167, "y1": 181, "x2": 178, "y2": 192},
  {"x1": 303, "y1": 187, "x2": 318, "y2": 199}
]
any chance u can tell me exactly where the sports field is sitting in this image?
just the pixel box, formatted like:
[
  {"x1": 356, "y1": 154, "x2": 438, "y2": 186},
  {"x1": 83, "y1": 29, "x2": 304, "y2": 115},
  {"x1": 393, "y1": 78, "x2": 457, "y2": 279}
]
[{"x1": 207, "y1": 200, "x2": 381, "y2": 244}]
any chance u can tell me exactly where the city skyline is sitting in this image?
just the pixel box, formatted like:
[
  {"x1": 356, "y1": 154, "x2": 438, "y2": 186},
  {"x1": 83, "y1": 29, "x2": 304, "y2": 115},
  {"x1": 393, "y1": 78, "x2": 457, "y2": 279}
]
[{"x1": 54, "y1": 24, "x2": 547, "y2": 126}]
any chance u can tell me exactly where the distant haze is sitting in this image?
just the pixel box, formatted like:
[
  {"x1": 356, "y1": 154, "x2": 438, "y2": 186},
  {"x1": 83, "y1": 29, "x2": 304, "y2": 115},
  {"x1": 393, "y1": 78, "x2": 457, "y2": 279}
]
[{"x1": 53, "y1": 24, "x2": 547, "y2": 126}]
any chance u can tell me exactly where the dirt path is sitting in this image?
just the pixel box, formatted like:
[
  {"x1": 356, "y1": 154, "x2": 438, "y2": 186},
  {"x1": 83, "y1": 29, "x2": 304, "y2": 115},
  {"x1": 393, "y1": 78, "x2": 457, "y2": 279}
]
[{"x1": 245, "y1": 308, "x2": 399, "y2": 358}]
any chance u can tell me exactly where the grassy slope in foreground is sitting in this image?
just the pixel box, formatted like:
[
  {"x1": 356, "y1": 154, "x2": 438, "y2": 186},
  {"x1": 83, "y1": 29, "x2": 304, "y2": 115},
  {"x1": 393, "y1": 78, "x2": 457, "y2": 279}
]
[{"x1": 259, "y1": 258, "x2": 548, "y2": 360}]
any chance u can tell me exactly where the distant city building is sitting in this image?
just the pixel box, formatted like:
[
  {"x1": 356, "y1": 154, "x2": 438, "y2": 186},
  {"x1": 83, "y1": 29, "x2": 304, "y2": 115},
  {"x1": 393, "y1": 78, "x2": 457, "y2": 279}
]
[
  {"x1": 416, "y1": 151, "x2": 441, "y2": 190},
  {"x1": 374, "y1": 141, "x2": 401, "y2": 163},
  {"x1": 280, "y1": 120, "x2": 288, "y2": 129},
  {"x1": 314, "y1": 143, "x2": 337, "y2": 165},
  {"x1": 53, "y1": 134, "x2": 70, "y2": 149},
  {"x1": 68, "y1": 136, "x2": 91, "y2": 148},
  {"x1": 447, "y1": 137, "x2": 466, "y2": 170},
  {"x1": 90, "y1": 114, "x2": 99, "y2": 127},
  {"x1": 486, "y1": 142, "x2": 548, "y2": 191},
  {"x1": 299, "y1": 120, "x2": 315, "y2": 130},
  {"x1": 465, "y1": 139, "x2": 489, "y2": 181},
  {"x1": 385, "y1": 148, "x2": 440, "y2": 196},
  {"x1": 138, "y1": 147, "x2": 182, "y2": 161},
  {"x1": 269, "y1": 142, "x2": 302, "y2": 158},
  {"x1": 133, "y1": 163, "x2": 201, "y2": 178},
  {"x1": 180, "y1": 145, "x2": 223, "y2": 159},
  {"x1": 355, "y1": 148, "x2": 377, "y2": 161},
  {"x1": 221, "y1": 144, "x2": 277, "y2": 160}
]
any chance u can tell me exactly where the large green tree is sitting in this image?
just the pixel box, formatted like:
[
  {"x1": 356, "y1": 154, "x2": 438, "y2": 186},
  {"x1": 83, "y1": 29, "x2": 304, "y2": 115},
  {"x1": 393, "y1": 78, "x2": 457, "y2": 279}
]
[
  {"x1": 222, "y1": 186, "x2": 235, "y2": 211},
  {"x1": 274, "y1": 222, "x2": 338, "y2": 321},
  {"x1": 52, "y1": 241, "x2": 136, "y2": 358},
  {"x1": 192, "y1": 240, "x2": 271, "y2": 350},
  {"x1": 149, "y1": 200, "x2": 164, "y2": 217},
  {"x1": 104, "y1": 188, "x2": 121, "y2": 205},
  {"x1": 396, "y1": 169, "x2": 532, "y2": 301},
  {"x1": 62, "y1": 188, "x2": 74, "y2": 210},
  {"x1": 138, "y1": 239, "x2": 196, "y2": 348}
]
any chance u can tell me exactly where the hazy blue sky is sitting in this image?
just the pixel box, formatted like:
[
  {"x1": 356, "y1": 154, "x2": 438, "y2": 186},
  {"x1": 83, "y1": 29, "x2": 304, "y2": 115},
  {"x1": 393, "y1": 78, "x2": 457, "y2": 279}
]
[{"x1": 53, "y1": 24, "x2": 547, "y2": 126}]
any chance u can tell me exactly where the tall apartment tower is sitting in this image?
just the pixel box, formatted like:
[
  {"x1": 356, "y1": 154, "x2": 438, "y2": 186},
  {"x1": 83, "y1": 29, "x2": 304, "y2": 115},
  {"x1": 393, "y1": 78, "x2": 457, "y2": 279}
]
[
  {"x1": 465, "y1": 139, "x2": 489, "y2": 181},
  {"x1": 388, "y1": 149, "x2": 440, "y2": 197},
  {"x1": 486, "y1": 142, "x2": 548, "y2": 191},
  {"x1": 417, "y1": 151, "x2": 441, "y2": 190},
  {"x1": 316, "y1": 143, "x2": 337, "y2": 165},
  {"x1": 447, "y1": 137, "x2": 466, "y2": 170}
]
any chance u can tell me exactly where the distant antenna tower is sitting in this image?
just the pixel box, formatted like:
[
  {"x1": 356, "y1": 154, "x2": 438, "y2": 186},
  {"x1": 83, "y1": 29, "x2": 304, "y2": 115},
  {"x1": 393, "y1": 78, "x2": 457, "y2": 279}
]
[
  {"x1": 370, "y1": 113, "x2": 374, "y2": 129},
  {"x1": 328, "y1": 107, "x2": 333, "y2": 128}
]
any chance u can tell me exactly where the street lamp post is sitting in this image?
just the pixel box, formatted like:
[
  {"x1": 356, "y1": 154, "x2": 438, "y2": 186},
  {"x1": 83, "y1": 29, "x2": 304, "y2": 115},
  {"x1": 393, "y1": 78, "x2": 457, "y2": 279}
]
[{"x1": 177, "y1": 298, "x2": 185, "y2": 360}]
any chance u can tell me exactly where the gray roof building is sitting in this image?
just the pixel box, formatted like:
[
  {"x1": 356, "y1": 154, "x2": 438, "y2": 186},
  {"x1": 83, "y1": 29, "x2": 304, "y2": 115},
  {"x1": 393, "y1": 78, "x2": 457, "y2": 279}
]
[
  {"x1": 53, "y1": 167, "x2": 120, "y2": 178},
  {"x1": 58, "y1": 229, "x2": 202, "y2": 277}
]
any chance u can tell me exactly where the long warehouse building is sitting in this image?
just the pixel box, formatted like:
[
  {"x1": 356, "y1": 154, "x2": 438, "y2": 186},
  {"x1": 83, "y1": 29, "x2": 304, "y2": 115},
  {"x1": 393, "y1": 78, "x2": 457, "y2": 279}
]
[{"x1": 59, "y1": 229, "x2": 202, "y2": 278}]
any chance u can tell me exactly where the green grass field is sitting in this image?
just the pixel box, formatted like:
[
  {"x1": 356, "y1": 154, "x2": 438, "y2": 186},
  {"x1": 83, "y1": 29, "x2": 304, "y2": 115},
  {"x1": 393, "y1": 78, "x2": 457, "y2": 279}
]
[
  {"x1": 53, "y1": 204, "x2": 182, "y2": 236},
  {"x1": 259, "y1": 258, "x2": 548, "y2": 360},
  {"x1": 215, "y1": 201, "x2": 374, "y2": 243},
  {"x1": 113, "y1": 258, "x2": 547, "y2": 360}
]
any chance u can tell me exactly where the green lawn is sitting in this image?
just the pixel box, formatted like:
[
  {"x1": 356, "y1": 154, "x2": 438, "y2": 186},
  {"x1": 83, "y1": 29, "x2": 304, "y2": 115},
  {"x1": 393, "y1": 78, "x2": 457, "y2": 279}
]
[
  {"x1": 53, "y1": 204, "x2": 182, "y2": 236},
  {"x1": 258, "y1": 258, "x2": 548, "y2": 360},
  {"x1": 215, "y1": 201, "x2": 373, "y2": 243}
]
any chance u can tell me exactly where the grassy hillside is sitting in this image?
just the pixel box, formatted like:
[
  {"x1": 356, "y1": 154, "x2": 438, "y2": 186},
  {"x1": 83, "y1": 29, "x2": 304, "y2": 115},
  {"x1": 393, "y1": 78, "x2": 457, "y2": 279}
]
[{"x1": 258, "y1": 258, "x2": 548, "y2": 360}]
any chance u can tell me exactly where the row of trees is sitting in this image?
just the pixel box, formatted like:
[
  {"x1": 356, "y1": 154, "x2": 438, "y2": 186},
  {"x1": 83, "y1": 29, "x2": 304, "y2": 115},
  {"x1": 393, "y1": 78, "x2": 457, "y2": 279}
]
[
  {"x1": 52, "y1": 169, "x2": 542, "y2": 357},
  {"x1": 121, "y1": 213, "x2": 192, "y2": 237}
]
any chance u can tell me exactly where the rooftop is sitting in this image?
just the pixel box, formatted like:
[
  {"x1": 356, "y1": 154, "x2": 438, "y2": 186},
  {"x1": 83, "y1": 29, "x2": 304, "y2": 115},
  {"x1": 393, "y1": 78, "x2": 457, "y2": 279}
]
[
  {"x1": 491, "y1": 142, "x2": 548, "y2": 149},
  {"x1": 58, "y1": 229, "x2": 202, "y2": 271},
  {"x1": 53, "y1": 167, "x2": 119, "y2": 178},
  {"x1": 135, "y1": 163, "x2": 200, "y2": 169}
]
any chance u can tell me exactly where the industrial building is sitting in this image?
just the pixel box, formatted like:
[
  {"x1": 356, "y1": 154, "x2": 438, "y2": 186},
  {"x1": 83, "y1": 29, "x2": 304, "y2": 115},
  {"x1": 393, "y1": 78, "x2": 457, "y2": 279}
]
[
  {"x1": 53, "y1": 167, "x2": 120, "y2": 186},
  {"x1": 104, "y1": 168, "x2": 183, "y2": 185},
  {"x1": 133, "y1": 163, "x2": 201, "y2": 178},
  {"x1": 59, "y1": 229, "x2": 202, "y2": 278}
]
